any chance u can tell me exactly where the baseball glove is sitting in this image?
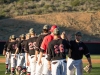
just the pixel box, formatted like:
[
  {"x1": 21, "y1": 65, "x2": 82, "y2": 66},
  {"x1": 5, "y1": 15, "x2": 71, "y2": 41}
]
[{"x1": 83, "y1": 65, "x2": 92, "y2": 73}]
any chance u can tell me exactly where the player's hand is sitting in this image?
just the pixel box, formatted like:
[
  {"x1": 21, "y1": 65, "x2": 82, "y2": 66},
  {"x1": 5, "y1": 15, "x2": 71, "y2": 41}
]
[
  {"x1": 37, "y1": 59, "x2": 42, "y2": 65},
  {"x1": 26, "y1": 59, "x2": 30, "y2": 66},
  {"x1": 48, "y1": 64, "x2": 51, "y2": 71},
  {"x1": 3, "y1": 50, "x2": 6, "y2": 55},
  {"x1": 35, "y1": 56, "x2": 38, "y2": 62},
  {"x1": 14, "y1": 54, "x2": 16, "y2": 59},
  {"x1": 26, "y1": 61, "x2": 30, "y2": 66},
  {"x1": 61, "y1": 31, "x2": 66, "y2": 39}
]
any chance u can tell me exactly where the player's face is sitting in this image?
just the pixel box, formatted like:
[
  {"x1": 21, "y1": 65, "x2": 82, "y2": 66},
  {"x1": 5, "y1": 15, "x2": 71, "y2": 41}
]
[{"x1": 75, "y1": 35, "x2": 82, "y2": 41}]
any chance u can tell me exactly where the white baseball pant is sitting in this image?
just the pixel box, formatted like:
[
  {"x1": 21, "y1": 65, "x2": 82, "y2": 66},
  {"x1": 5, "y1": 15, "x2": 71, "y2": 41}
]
[
  {"x1": 51, "y1": 59, "x2": 67, "y2": 75},
  {"x1": 67, "y1": 58, "x2": 83, "y2": 75},
  {"x1": 30, "y1": 55, "x2": 37, "y2": 75},
  {"x1": 5, "y1": 52, "x2": 11, "y2": 70},
  {"x1": 11, "y1": 54, "x2": 18, "y2": 68},
  {"x1": 35, "y1": 55, "x2": 51, "y2": 75},
  {"x1": 25, "y1": 53, "x2": 31, "y2": 73},
  {"x1": 17, "y1": 53, "x2": 25, "y2": 68}
]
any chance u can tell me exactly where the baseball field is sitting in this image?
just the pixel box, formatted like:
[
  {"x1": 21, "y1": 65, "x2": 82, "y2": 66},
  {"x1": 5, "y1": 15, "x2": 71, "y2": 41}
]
[{"x1": 0, "y1": 55, "x2": 100, "y2": 75}]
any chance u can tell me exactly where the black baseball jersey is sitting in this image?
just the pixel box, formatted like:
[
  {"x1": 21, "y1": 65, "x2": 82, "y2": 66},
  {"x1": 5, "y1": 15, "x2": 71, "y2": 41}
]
[
  {"x1": 25, "y1": 37, "x2": 37, "y2": 55},
  {"x1": 7, "y1": 41, "x2": 17, "y2": 54},
  {"x1": 68, "y1": 40, "x2": 90, "y2": 60},
  {"x1": 4, "y1": 41, "x2": 10, "y2": 51},
  {"x1": 47, "y1": 39, "x2": 70, "y2": 61},
  {"x1": 35, "y1": 33, "x2": 48, "y2": 51},
  {"x1": 17, "y1": 40, "x2": 26, "y2": 53}
]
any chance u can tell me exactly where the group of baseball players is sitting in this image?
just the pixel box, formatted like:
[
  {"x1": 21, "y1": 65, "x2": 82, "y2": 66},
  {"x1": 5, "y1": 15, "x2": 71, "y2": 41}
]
[{"x1": 3, "y1": 25, "x2": 92, "y2": 75}]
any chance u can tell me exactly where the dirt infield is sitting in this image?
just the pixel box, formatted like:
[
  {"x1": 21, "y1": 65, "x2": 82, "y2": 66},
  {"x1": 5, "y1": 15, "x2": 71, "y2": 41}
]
[{"x1": 0, "y1": 58, "x2": 100, "y2": 63}]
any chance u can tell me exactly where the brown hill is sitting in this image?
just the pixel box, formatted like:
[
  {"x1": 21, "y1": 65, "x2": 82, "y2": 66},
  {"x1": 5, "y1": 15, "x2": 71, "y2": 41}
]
[{"x1": 0, "y1": 12, "x2": 100, "y2": 41}]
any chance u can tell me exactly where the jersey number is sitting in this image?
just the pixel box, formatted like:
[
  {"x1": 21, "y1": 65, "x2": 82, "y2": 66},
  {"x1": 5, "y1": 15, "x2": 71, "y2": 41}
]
[
  {"x1": 28, "y1": 42, "x2": 36, "y2": 50},
  {"x1": 54, "y1": 44, "x2": 64, "y2": 54}
]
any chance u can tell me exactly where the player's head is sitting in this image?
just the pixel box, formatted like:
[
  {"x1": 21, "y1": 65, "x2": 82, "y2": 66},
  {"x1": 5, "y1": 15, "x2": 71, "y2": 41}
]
[
  {"x1": 42, "y1": 25, "x2": 49, "y2": 33},
  {"x1": 25, "y1": 33, "x2": 30, "y2": 40},
  {"x1": 9, "y1": 35, "x2": 12, "y2": 41},
  {"x1": 29, "y1": 28, "x2": 36, "y2": 37},
  {"x1": 50, "y1": 25, "x2": 57, "y2": 33},
  {"x1": 75, "y1": 31, "x2": 82, "y2": 42},
  {"x1": 20, "y1": 34, "x2": 25, "y2": 40},
  {"x1": 53, "y1": 28, "x2": 60, "y2": 36},
  {"x1": 11, "y1": 35, "x2": 16, "y2": 40}
]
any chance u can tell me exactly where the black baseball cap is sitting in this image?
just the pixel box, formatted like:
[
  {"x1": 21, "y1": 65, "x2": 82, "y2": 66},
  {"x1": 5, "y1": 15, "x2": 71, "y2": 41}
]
[{"x1": 75, "y1": 31, "x2": 82, "y2": 36}]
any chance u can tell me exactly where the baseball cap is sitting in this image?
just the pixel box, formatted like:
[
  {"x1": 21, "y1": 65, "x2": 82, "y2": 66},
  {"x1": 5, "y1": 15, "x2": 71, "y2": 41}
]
[
  {"x1": 75, "y1": 31, "x2": 82, "y2": 36},
  {"x1": 29, "y1": 28, "x2": 35, "y2": 34},
  {"x1": 53, "y1": 28, "x2": 60, "y2": 35},
  {"x1": 11, "y1": 35, "x2": 16, "y2": 39},
  {"x1": 20, "y1": 34, "x2": 25, "y2": 37},
  {"x1": 43, "y1": 25, "x2": 49, "y2": 30},
  {"x1": 9, "y1": 36, "x2": 12, "y2": 39},
  {"x1": 50, "y1": 25, "x2": 57, "y2": 32}
]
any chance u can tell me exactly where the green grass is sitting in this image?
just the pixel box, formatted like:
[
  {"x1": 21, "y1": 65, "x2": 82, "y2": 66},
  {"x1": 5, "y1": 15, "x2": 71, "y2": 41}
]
[
  {"x1": 0, "y1": 55, "x2": 100, "y2": 75},
  {"x1": 83, "y1": 55, "x2": 100, "y2": 59},
  {"x1": 83, "y1": 64, "x2": 100, "y2": 75}
]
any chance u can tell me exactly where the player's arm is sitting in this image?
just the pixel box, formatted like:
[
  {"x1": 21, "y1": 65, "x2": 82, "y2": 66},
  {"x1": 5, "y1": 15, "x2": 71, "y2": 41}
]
[
  {"x1": 24, "y1": 41, "x2": 30, "y2": 66},
  {"x1": 35, "y1": 37, "x2": 41, "y2": 61},
  {"x1": 38, "y1": 37, "x2": 47, "y2": 64},
  {"x1": 83, "y1": 43, "x2": 92, "y2": 67},
  {"x1": 3, "y1": 42, "x2": 8, "y2": 55},
  {"x1": 46, "y1": 43, "x2": 52, "y2": 70}
]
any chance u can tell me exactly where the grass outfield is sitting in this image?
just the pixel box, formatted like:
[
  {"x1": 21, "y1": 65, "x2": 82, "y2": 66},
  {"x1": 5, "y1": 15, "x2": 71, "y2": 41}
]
[
  {"x1": 0, "y1": 55, "x2": 100, "y2": 75},
  {"x1": 0, "y1": 63, "x2": 100, "y2": 75}
]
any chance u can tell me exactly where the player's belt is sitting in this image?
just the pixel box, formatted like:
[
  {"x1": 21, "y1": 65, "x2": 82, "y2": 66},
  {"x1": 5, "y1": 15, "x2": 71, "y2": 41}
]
[
  {"x1": 42, "y1": 55, "x2": 45, "y2": 57},
  {"x1": 31, "y1": 55, "x2": 35, "y2": 58}
]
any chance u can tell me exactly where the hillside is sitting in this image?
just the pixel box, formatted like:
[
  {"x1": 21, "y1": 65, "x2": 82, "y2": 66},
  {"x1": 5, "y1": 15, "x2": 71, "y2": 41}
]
[
  {"x1": 0, "y1": 0, "x2": 100, "y2": 19},
  {"x1": 0, "y1": 12, "x2": 100, "y2": 41}
]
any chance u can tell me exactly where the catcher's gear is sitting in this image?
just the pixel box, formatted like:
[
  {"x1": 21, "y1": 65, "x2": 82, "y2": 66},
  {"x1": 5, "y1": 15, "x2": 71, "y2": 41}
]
[{"x1": 83, "y1": 65, "x2": 92, "y2": 73}]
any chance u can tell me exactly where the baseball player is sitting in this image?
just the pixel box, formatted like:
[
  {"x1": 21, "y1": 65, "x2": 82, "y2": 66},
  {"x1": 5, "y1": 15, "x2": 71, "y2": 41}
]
[
  {"x1": 35, "y1": 25, "x2": 49, "y2": 62},
  {"x1": 35, "y1": 25, "x2": 49, "y2": 75},
  {"x1": 25, "y1": 28, "x2": 38, "y2": 75},
  {"x1": 3, "y1": 36, "x2": 11, "y2": 74},
  {"x1": 24, "y1": 33, "x2": 31, "y2": 75},
  {"x1": 7, "y1": 35, "x2": 18, "y2": 75},
  {"x1": 36, "y1": 25, "x2": 57, "y2": 75},
  {"x1": 47, "y1": 28, "x2": 70, "y2": 75},
  {"x1": 67, "y1": 31, "x2": 92, "y2": 75},
  {"x1": 15, "y1": 34, "x2": 26, "y2": 75}
]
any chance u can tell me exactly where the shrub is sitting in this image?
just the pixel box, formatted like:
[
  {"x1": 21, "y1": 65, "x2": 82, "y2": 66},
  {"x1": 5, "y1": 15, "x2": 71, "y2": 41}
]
[{"x1": 70, "y1": 0, "x2": 80, "y2": 7}]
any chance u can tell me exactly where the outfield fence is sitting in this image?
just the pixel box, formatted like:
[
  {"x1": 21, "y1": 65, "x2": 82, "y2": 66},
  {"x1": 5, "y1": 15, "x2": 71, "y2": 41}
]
[{"x1": 0, "y1": 41, "x2": 100, "y2": 54}]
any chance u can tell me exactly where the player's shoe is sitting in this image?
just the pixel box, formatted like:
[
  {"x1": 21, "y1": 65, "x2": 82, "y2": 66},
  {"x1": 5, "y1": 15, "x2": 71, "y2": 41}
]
[
  {"x1": 15, "y1": 69, "x2": 18, "y2": 75},
  {"x1": 5, "y1": 70, "x2": 8, "y2": 74},
  {"x1": 10, "y1": 73, "x2": 14, "y2": 75}
]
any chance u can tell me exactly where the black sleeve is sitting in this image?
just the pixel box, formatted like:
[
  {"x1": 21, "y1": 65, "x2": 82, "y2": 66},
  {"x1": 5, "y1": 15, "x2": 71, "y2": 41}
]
[
  {"x1": 35, "y1": 37, "x2": 42, "y2": 51},
  {"x1": 4, "y1": 41, "x2": 9, "y2": 51},
  {"x1": 63, "y1": 39, "x2": 70, "y2": 50},
  {"x1": 7, "y1": 43, "x2": 11, "y2": 52},
  {"x1": 46, "y1": 42, "x2": 52, "y2": 61},
  {"x1": 17, "y1": 41, "x2": 21, "y2": 49},
  {"x1": 24, "y1": 41, "x2": 29, "y2": 53},
  {"x1": 82, "y1": 43, "x2": 90, "y2": 58}
]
